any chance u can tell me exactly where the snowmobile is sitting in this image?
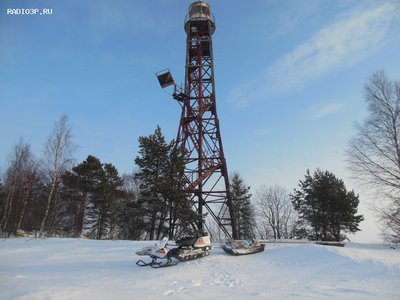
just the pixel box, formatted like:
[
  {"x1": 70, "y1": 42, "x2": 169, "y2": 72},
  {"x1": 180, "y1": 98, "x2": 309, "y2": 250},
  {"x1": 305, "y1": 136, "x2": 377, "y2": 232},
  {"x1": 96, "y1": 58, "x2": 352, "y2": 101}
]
[
  {"x1": 136, "y1": 233, "x2": 211, "y2": 268},
  {"x1": 222, "y1": 239, "x2": 265, "y2": 256},
  {"x1": 136, "y1": 237, "x2": 176, "y2": 268}
]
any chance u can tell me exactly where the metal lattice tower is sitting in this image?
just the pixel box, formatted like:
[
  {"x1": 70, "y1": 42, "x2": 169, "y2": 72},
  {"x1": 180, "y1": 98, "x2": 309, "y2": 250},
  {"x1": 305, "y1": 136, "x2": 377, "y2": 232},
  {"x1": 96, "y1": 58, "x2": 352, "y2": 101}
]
[{"x1": 157, "y1": 1, "x2": 237, "y2": 240}]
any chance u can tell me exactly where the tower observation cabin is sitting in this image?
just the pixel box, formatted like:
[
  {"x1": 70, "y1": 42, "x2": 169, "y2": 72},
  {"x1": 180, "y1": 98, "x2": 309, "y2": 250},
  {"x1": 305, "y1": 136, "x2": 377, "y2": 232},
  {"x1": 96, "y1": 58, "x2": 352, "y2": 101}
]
[{"x1": 184, "y1": 1, "x2": 216, "y2": 36}]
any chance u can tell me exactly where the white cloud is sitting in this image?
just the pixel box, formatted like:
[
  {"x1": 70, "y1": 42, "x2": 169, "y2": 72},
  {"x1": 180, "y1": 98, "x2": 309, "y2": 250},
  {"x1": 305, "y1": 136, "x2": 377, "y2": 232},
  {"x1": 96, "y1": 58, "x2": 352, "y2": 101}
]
[
  {"x1": 268, "y1": 2, "x2": 398, "y2": 89},
  {"x1": 311, "y1": 102, "x2": 345, "y2": 120},
  {"x1": 229, "y1": 2, "x2": 400, "y2": 108},
  {"x1": 271, "y1": 0, "x2": 321, "y2": 38}
]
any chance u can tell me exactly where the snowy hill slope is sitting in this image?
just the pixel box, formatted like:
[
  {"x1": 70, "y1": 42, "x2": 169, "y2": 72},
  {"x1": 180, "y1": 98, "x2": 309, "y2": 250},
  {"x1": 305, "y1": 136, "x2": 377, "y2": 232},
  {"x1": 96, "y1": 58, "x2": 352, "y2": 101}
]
[{"x1": 0, "y1": 238, "x2": 399, "y2": 299}]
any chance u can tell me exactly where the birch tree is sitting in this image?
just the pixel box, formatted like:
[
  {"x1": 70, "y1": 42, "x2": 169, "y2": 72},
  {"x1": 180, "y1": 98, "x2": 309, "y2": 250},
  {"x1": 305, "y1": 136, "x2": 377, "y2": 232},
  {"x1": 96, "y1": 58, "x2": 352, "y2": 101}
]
[
  {"x1": 347, "y1": 71, "x2": 400, "y2": 244},
  {"x1": 39, "y1": 115, "x2": 75, "y2": 237}
]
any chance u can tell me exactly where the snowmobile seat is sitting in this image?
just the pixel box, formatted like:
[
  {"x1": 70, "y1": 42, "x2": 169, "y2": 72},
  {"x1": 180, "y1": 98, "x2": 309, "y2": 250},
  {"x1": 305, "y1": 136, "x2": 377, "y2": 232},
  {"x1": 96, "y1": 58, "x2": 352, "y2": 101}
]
[{"x1": 176, "y1": 236, "x2": 198, "y2": 246}]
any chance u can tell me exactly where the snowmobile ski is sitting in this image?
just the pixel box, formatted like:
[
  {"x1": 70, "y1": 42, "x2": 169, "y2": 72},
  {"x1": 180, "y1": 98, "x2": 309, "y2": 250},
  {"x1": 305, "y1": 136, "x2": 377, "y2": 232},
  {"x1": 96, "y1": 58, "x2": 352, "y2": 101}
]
[
  {"x1": 222, "y1": 239, "x2": 265, "y2": 256},
  {"x1": 136, "y1": 256, "x2": 177, "y2": 268},
  {"x1": 136, "y1": 237, "x2": 177, "y2": 268}
]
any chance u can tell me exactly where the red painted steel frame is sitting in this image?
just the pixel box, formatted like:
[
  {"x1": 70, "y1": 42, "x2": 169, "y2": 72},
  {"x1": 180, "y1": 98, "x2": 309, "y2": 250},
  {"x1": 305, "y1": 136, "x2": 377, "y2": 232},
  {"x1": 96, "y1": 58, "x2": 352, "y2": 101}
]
[{"x1": 172, "y1": 10, "x2": 238, "y2": 239}]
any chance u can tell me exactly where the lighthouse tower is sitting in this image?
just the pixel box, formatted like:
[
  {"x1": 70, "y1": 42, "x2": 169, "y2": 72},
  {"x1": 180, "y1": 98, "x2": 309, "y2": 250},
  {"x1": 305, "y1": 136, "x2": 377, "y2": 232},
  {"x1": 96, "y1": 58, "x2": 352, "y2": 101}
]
[{"x1": 157, "y1": 1, "x2": 237, "y2": 239}]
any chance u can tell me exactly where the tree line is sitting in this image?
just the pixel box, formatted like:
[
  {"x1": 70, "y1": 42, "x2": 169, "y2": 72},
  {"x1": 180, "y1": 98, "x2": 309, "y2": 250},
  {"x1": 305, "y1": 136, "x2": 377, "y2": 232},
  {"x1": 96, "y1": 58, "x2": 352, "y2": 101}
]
[
  {"x1": 1, "y1": 71, "x2": 399, "y2": 244},
  {"x1": 0, "y1": 119, "x2": 364, "y2": 242},
  {"x1": 0, "y1": 121, "x2": 192, "y2": 240}
]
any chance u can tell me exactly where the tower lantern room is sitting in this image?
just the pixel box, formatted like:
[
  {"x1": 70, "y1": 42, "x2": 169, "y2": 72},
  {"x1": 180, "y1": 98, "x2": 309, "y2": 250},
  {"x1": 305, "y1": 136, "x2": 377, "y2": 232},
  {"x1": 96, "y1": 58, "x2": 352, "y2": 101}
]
[{"x1": 184, "y1": 1, "x2": 215, "y2": 36}]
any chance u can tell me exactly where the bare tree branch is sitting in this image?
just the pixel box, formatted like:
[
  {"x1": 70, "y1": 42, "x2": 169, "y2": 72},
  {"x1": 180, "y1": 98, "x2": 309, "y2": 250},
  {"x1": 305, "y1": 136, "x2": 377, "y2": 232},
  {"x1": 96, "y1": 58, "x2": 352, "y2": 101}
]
[
  {"x1": 255, "y1": 185, "x2": 297, "y2": 239},
  {"x1": 347, "y1": 71, "x2": 400, "y2": 243},
  {"x1": 39, "y1": 115, "x2": 75, "y2": 237}
]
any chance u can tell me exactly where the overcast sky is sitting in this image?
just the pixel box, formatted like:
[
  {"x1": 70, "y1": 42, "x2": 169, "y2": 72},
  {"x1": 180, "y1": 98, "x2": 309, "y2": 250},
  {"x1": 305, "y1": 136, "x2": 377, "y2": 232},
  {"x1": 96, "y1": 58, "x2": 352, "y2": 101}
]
[{"x1": 1, "y1": 0, "x2": 400, "y2": 242}]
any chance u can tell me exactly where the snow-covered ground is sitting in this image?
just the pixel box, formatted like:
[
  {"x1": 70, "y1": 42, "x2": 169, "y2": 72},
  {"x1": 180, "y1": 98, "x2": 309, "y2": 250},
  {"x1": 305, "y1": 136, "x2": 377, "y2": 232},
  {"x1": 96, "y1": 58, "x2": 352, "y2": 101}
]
[{"x1": 1, "y1": 238, "x2": 399, "y2": 299}]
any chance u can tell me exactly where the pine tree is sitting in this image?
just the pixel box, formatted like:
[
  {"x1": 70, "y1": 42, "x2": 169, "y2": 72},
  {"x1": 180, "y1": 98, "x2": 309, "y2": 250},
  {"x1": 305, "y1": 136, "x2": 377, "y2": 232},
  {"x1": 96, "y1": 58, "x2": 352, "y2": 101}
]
[
  {"x1": 69, "y1": 155, "x2": 104, "y2": 236},
  {"x1": 63, "y1": 155, "x2": 123, "y2": 239},
  {"x1": 98, "y1": 163, "x2": 123, "y2": 239},
  {"x1": 135, "y1": 126, "x2": 171, "y2": 240},
  {"x1": 290, "y1": 169, "x2": 364, "y2": 241},
  {"x1": 230, "y1": 173, "x2": 255, "y2": 239},
  {"x1": 117, "y1": 174, "x2": 145, "y2": 240},
  {"x1": 58, "y1": 171, "x2": 82, "y2": 236},
  {"x1": 164, "y1": 147, "x2": 196, "y2": 238},
  {"x1": 135, "y1": 126, "x2": 195, "y2": 240}
]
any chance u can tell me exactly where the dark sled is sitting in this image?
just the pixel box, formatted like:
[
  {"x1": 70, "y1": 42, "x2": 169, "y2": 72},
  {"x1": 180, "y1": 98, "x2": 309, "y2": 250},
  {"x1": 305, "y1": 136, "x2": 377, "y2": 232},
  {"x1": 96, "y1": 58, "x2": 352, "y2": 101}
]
[{"x1": 222, "y1": 239, "x2": 265, "y2": 256}]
